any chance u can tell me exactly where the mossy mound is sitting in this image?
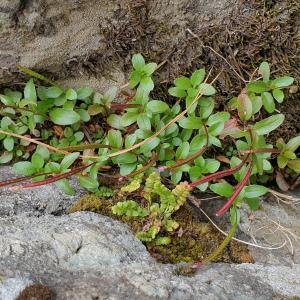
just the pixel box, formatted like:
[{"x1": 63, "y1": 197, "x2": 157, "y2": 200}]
[{"x1": 70, "y1": 194, "x2": 254, "y2": 265}]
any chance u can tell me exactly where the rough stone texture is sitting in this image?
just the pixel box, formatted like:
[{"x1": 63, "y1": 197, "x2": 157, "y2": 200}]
[
  {"x1": 0, "y1": 0, "x2": 239, "y2": 87},
  {"x1": 0, "y1": 166, "x2": 85, "y2": 217},
  {"x1": 0, "y1": 166, "x2": 300, "y2": 299}
]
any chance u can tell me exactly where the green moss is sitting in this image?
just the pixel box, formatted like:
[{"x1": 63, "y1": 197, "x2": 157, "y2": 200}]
[
  {"x1": 69, "y1": 194, "x2": 103, "y2": 213},
  {"x1": 70, "y1": 194, "x2": 254, "y2": 265}
]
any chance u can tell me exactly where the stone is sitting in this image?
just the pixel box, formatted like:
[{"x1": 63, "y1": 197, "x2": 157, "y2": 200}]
[{"x1": 0, "y1": 166, "x2": 299, "y2": 299}]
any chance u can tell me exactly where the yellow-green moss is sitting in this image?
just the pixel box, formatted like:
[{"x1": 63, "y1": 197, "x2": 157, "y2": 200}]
[
  {"x1": 70, "y1": 194, "x2": 254, "y2": 265},
  {"x1": 69, "y1": 194, "x2": 103, "y2": 213}
]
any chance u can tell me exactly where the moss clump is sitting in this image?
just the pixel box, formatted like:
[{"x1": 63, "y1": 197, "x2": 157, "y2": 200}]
[
  {"x1": 69, "y1": 194, "x2": 103, "y2": 213},
  {"x1": 70, "y1": 194, "x2": 254, "y2": 265}
]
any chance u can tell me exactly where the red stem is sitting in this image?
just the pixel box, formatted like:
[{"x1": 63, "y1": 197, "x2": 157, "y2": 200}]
[
  {"x1": 189, "y1": 154, "x2": 250, "y2": 188},
  {"x1": 10, "y1": 163, "x2": 94, "y2": 191},
  {"x1": 215, "y1": 160, "x2": 254, "y2": 217},
  {"x1": 0, "y1": 172, "x2": 52, "y2": 188},
  {"x1": 240, "y1": 148, "x2": 279, "y2": 154},
  {"x1": 162, "y1": 125, "x2": 209, "y2": 172}
]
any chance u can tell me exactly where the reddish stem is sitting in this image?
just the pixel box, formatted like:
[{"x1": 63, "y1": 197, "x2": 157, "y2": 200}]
[
  {"x1": 121, "y1": 153, "x2": 158, "y2": 180},
  {"x1": 240, "y1": 148, "x2": 279, "y2": 154},
  {"x1": 0, "y1": 172, "x2": 52, "y2": 188},
  {"x1": 189, "y1": 154, "x2": 250, "y2": 188},
  {"x1": 215, "y1": 160, "x2": 254, "y2": 217},
  {"x1": 10, "y1": 163, "x2": 94, "y2": 191},
  {"x1": 161, "y1": 125, "x2": 209, "y2": 172}
]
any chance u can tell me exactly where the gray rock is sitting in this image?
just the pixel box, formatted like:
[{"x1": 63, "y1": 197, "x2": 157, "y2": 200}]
[
  {"x1": 0, "y1": 166, "x2": 85, "y2": 217},
  {"x1": 0, "y1": 212, "x2": 278, "y2": 300},
  {"x1": 0, "y1": 166, "x2": 299, "y2": 299}
]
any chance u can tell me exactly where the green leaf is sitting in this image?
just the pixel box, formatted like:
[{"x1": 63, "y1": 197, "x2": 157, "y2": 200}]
[
  {"x1": 3, "y1": 136, "x2": 14, "y2": 151},
  {"x1": 282, "y1": 150, "x2": 296, "y2": 160},
  {"x1": 129, "y1": 70, "x2": 142, "y2": 88},
  {"x1": 246, "y1": 198, "x2": 260, "y2": 211},
  {"x1": 77, "y1": 87, "x2": 93, "y2": 100},
  {"x1": 50, "y1": 108, "x2": 81, "y2": 125},
  {"x1": 272, "y1": 76, "x2": 294, "y2": 88},
  {"x1": 55, "y1": 179, "x2": 75, "y2": 196},
  {"x1": 194, "y1": 156, "x2": 205, "y2": 168},
  {"x1": 121, "y1": 112, "x2": 138, "y2": 127},
  {"x1": 4, "y1": 89, "x2": 22, "y2": 103},
  {"x1": 253, "y1": 114, "x2": 284, "y2": 135},
  {"x1": 140, "y1": 137, "x2": 160, "y2": 153},
  {"x1": 132, "y1": 54, "x2": 145, "y2": 71},
  {"x1": 60, "y1": 152, "x2": 80, "y2": 170},
  {"x1": 76, "y1": 109, "x2": 91, "y2": 122},
  {"x1": 228, "y1": 97, "x2": 238, "y2": 109},
  {"x1": 199, "y1": 97, "x2": 214, "y2": 119},
  {"x1": 107, "y1": 129, "x2": 123, "y2": 149},
  {"x1": 65, "y1": 88, "x2": 77, "y2": 100},
  {"x1": 140, "y1": 76, "x2": 154, "y2": 92},
  {"x1": 249, "y1": 95, "x2": 262, "y2": 115},
  {"x1": 0, "y1": 151, "x2": 13, "y2": 164},
  {"x1": 207, "y1": 112, "x2": 230, "y2": 126},
  {"x1": 147, "y1": 100, "x2": 169, "y2": 113},
  {"x1": 199, "y1": 83, "x2": 216, "y2": 96},
  {"x1": 107, "y1": 114, "x2": 123, "y2": 129},
  {"x1": 203, "y1": 159, "x2": 220, "y2": 173},
  {"x1": 46, "y1": 87, "x2": 63, "y2": 98},
  {"x1": 79, "y1": 175, "x2": 99, "y2": 190},
  {"x1": 168, "y1": 87, "x2": 186, "y2": 98},
  {"x1": 120, "y1": 163, "x2": 136, "y2": 176},
  {"x1": 247, "y1": 81, "x2": 267, "y2": 93},
  {"x1": 286, "y1": 136, "x2": 300, "y2": 152},
  {"x1": 258, "y1": 62, "x2": 270, "y2": 82},
  {"x1": 178, "y1": 117, "x2": 202, "y2": 129},
  {"x1": 208, "y1": 122, "x2": 224, "y2": 136},
  {"x1": 262, "y1": 92, "x2": 275, "y2": 113},
  {"x1": 175, "y1": 76, "x2": 191, "y2": 90},
  {"x1": 244, "y1": 185, "x2": 268, "y2": 198},
  {"x1": 0, "y1": 95, "x2": 14, "y2": 106},
  {"x1": 87, "y1": 104, "x2": 105, "y2": 116},
  {"x1": 237, "y1": 93, "x2": 252, "y2": 121},
  {"x1": 125, "y1": 134, "x2": 137, "y2": 148},
  {"x1": 176, "y1": 141, "x2": 190, "y2": 159},
  {"x1": 171, "y1": 171, "x2": 183, "y2": 184},
  {"x1": 277, "y1": 155, "x2": 288, "y2": 169},
  {"x1": 189, "y1": 166, "x2": 202, "y2": 181},
  {"x1": 190, "y1": 134, "x2": 207, "y2": 153},
  {"x1": 287, "y1": 159, "x2": 300, "y2": 173},
  {"x1": 31, "y1": 153, "x2": 44, "y2": 170},
  {"x1": 191, "y1": 69, "x2": 205, "y2": 86},
  {"x1": 142, "y1": 63, "x2": 157, "y2": 76},
  {"x1": 114, "y1": 153, "x2": 137, "y2": 164},
  {"x1": 272, "y1": 88, "x2": 284, "y2": 103},
  {"x1": 137, "y1": 114, "x2": 151, "y2": 130},
  {"x1": 210, "y1": 182, "x2": 234, "y2": 197},
  {"x1": 24, "y1": 79, "x2": 37, "y2": 102},
  {"x1": 19, "y1": 99, "x2": 37, "y2": 108},
  {"x1": 13, "y1": 161, "x2": 36, "y2": 176}
]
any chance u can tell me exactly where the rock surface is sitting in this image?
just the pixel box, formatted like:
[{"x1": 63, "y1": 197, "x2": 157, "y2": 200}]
[
  {"x1": 0, "y1": 0, "x2": 239, "y2": 87},
  {"x1": 0, "y1": 166, "x2": 300, "y2": 299}
]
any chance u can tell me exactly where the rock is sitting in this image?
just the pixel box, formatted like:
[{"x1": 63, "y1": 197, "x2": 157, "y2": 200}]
[
  {"x1": 0, "y1": 212, "x2": 279, "y2": 300},
  {"x1": 0, "y1": 166, "x2": 85, "y2": 217},
  {"x1": 0, "y1": 0, "x2": 239, "y2": 86},
  {"x1": 0, "y1": 166, "x2": 299, "y2": 299}
]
